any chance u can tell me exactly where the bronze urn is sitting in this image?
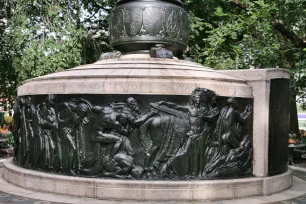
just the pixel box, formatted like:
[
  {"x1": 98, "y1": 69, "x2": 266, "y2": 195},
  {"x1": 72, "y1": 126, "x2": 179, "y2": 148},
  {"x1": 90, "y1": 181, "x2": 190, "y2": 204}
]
[{"x1": 109, "y1": 0, "x2": 190, "y2": 56}]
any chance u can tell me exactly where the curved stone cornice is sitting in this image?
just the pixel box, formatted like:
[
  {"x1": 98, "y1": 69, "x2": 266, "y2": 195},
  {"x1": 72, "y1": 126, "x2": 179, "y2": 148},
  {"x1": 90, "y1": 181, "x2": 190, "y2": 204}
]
[{"x1": 17, "y1": 58, "x2": 252, "y2": 98}]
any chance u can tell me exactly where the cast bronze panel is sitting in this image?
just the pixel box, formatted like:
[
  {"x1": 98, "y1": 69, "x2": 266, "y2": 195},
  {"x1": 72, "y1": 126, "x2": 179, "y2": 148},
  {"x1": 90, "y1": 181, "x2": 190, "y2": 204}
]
[
  {"x1": 13, "y1": 88, "x2": 253, "y2": 180},
  {"x1": 109, "y1": 0, "x2": 190, "y2": 56}
]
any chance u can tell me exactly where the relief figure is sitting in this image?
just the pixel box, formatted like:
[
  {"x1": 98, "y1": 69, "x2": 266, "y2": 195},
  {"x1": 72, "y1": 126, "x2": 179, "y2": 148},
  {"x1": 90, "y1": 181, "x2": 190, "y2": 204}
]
[
  {"x1": 14, "y1": 90, "x2": 253, "y2": 180},
  {"x1": 34, "y1": 95, "x2": 57, "y2": 170},
  {"x1": 123, "y1": 97, "x2": 159, "y2": 167},
  {"x1": 13, "y1": 99, "x2": 22, "y2": 165},
  {"x1": 203, "y1": 98, "x2": 252, "y2": 176},
  {"x1": 140, "y1": 102, "x2": 189, "y2": 177},
  {"x1": 159, "y1": 88, "x2": 219, "y2": 178},
  {"x1": 82, "y1": 105, "x2": 141, "y2": 178},
  {"x1": 19, "y1": 96, "x2": 36, "y2": 167},
  {"x1": 57, "y1": 99, "x2": 91, "y2": 174},
  {"x1": 206, "y1": 135, "x2": 253, "y2": 178},
  {"x1": 109, "y1": 98, "x2": 161, "y2": 175}
]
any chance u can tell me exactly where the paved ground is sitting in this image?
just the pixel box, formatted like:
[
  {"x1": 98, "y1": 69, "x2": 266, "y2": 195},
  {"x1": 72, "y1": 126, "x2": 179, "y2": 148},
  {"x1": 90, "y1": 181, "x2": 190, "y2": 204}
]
[
  {"x1": 0, "y1": 192, "x2": 60, "y2": 204},
  {"x1": 0, "y1": 160, "x2": 61, "y2": 204},
  {"x1": 1, "y1": 157, "x2": 306, "y2": 204},
  {"x1": 274, "y1": 169, "x2": 306, "y2": 204}
]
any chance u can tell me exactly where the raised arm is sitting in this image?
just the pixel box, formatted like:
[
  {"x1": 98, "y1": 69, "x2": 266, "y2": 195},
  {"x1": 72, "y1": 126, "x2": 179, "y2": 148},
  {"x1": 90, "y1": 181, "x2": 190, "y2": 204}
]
[
  {"x1": 236, "y1": 104, "x2": 252, "y2": 124},
  {"x1": 57, "y1": 102, "x2": 71, "y2": 111},
  {"x1": 202, "y1": 108, "x2": 220, "y2": 122},
  {"x1": 131, "y1": 109, "x2": 158, "y2": 126},
  {"x1": 92, "y1": 130, "x2": 121, "y2": 143}
]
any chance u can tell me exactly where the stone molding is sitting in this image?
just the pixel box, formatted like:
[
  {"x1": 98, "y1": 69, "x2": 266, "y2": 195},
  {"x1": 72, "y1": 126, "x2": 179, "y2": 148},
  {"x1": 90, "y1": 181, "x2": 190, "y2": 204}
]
[
  {"x1": 219, "y1": 68, "x2": 290, "y2": 82},
  {"x1": 17, "y1": 58, "x2": 252, "y2": 98},
  {"x1": 18, "y1": 78, "x2": 252, "y2": 97},
  {"x1": 3, "y1": 159, "x2": 292, "y2": 201}
]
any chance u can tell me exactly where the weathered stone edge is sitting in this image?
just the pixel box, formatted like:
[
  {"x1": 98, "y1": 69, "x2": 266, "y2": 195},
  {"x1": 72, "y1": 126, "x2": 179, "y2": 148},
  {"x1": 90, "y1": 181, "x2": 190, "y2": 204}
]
[{"x1": 3, "y1": 158, "x2": 292, "y2": 201}]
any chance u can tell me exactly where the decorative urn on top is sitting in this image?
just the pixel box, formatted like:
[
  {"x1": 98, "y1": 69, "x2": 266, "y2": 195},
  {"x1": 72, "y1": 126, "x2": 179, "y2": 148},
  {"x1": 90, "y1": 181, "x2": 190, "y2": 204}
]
[{"x1": 109, "y1": 0, "x2": 189, "y2": 57}]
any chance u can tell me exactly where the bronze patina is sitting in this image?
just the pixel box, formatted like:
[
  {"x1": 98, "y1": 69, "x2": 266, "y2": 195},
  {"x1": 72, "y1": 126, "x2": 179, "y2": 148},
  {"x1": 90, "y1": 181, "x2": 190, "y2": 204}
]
[
  {"x1": 109, "y1": 0, "x2": 189, "y2": 56},
  {"x1": 14, "y1": 90, "x2": 253, "y2": 179}
]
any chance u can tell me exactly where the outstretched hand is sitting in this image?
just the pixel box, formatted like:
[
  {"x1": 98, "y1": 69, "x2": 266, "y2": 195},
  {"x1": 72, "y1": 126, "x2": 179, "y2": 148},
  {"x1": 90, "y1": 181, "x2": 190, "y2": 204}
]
[
  {"x1": 245, "y1": 104, "x2": 252, "y2": 113},
  {"x1": 150, "y1": 108, "x2": 159, "y2": 115}
]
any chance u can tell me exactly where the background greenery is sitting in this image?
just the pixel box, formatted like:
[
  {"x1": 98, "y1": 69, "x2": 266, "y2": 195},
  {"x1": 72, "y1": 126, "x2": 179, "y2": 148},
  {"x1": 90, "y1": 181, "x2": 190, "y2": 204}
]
[{"x1": 0, "y1": 0, "x2": 305, "y2": 133}]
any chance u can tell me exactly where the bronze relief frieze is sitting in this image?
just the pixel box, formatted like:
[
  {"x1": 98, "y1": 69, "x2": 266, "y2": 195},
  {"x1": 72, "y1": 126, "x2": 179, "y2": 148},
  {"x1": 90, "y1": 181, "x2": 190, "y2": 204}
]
[{"x1": 13, "y1": 88, "x2": 253, "y2": 180}]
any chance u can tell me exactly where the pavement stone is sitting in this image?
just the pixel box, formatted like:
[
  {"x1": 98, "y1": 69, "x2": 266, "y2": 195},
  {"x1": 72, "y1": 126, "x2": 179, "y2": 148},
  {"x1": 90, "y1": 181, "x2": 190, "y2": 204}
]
[{"x1": 0, "y1": 191, "x2": 61, "y2": 204}]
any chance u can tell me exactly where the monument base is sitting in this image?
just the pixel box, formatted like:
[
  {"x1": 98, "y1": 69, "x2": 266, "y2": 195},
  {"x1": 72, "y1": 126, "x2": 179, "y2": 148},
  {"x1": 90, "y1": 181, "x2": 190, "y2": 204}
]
[{"x1": 3, "y1": 158, "x2": 292, "y2": 201}]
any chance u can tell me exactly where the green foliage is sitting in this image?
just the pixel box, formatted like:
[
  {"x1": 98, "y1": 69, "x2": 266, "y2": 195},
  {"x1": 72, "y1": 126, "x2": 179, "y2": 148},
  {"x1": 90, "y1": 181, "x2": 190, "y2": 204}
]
[
  {"x1": 1, "y1": 133, "x2": 14, "y2": 148},
  {"x1": 186, "y1": 0, "x2": 306, "y2": 108},
  {"x1": 1, "y1": 0, "x2": 115, "y2": 92},
  {"x1": 187, "y1": 0, "x2": 277, "y2": 68},
  {"x1": 12, "y1": 0, "x2": 89, "y2": 81},
  {"x1": 1, "y1": 0, "x2": 306, "y2": 110},
  {"x1": 0, "y1": 0, "x2": 17, "y2": 105}
]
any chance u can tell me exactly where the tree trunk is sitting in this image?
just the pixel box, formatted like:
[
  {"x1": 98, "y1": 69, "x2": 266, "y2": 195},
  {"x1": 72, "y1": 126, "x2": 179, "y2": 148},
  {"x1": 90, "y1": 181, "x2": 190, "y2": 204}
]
[{"x1": 290, "y1": 92, "x2": 299, "y2": 136}]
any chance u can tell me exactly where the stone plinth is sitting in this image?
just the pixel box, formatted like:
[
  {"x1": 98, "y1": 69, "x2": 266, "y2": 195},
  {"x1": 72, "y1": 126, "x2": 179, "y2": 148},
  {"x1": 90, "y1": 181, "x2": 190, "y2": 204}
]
[
  {"x1": 12, "y1": 53, "x2": 292, "y2": 201},
  {"x1": 220, "y1": 69, "x2": 290, "y2": 178},
  {"x1": 3, "y1": 159, "x2": 292, "y2": 201}
]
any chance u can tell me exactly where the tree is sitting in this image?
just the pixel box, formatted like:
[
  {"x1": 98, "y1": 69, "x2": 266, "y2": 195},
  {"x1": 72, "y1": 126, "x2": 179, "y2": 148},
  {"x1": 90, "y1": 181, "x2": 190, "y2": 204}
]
[
  {"x1": 0, "y1": 0, "x2": 17, "y2": 105},
  {"x1": 1, "y1": 0, "x2": 305, "y2": 132},
  {"x1": 6, "y1": 0, "x2": 115, "y2": 82},
  {"x1": 185, "y1": 0, "x2": 306, "y2": 133},
  {"x1": 0, "y1": 0, "x2": 115, "y2": 104}
]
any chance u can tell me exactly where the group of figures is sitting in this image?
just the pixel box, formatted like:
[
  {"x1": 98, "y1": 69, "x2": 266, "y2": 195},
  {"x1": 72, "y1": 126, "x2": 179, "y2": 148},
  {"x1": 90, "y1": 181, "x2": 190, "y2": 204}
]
[{"x1": 13, "y1": 88, "x2": 253, "y2": 180}]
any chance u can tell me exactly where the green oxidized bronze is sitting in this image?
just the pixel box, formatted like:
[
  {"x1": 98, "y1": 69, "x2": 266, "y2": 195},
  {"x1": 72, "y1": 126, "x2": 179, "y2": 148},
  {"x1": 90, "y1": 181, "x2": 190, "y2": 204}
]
[{"x1": 109, "y1": 0, "x2": 190, "y2": 56}]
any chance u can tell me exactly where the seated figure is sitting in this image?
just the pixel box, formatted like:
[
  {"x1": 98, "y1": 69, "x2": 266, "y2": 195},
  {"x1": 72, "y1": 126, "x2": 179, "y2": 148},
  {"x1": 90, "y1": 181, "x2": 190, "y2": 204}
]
[{"x1": 205, "y1": 135, "x2": 253, "y2": 179}]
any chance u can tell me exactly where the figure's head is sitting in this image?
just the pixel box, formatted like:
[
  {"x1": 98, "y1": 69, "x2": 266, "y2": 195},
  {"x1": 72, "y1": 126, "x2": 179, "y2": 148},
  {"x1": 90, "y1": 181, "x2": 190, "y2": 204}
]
[
  {"x1": 191, "y1": 92, "x2": 201, "y2": 106},
  {"x1": 116, "y1": 113, "x2": 128, "y2": 126},
  {"x1": 45, "y1": 94, "x2": 55, "y2": 106},
  {"x1": 77, "y1": 103, "x2": 89, "y2": 116},
  {"x1": 211, "y1": 94, "x2": 218, "y2": 106},
  {"x1": 25, "y1": 96, "x2": 32, "y2": 106},
  {"x1": 41, "y1": 102, "x2": 47, "y2": 109},
  {"x1": 127, "y1": 97, "x2": 139, "y2": 111},
  {"x1": 18, "y1": 97, "x2": 24, "y2": 105},
  {"x1": 227, "y1": 97, "x2": 238, "y2": 109},
  {"x1": 190, "y1": 88, "x2": 216, "y2": 106},
  {"x1": 130, "y1": 166, "x2": 144, "y2": 179},
  {"x1": 239, "y1": 135, "x2": 252, "y2": 150}
]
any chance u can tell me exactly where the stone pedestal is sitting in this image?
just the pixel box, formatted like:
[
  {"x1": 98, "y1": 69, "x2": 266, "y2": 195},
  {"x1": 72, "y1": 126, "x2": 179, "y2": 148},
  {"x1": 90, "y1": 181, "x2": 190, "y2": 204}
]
[
  {"x1": 9, "y1": 56, "x2": 292, "y2": 200},
  {"x1": 9, "y1": 0, "x2": 292, "y2": 199},
  {"x1": 220, "y1": 69, "x2": 290, "y2": 178},
  {"x1": 3, "y1": 158, "x2": 292, "y2": 201}
]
